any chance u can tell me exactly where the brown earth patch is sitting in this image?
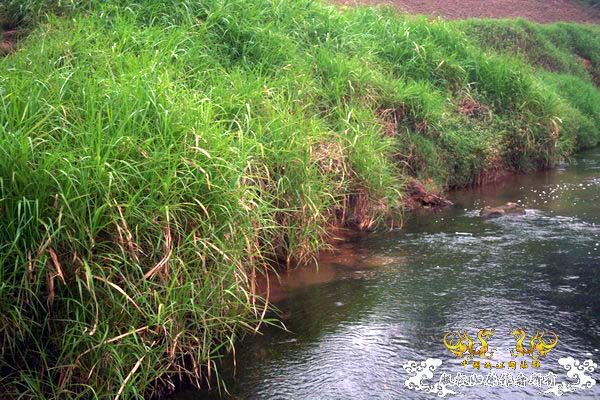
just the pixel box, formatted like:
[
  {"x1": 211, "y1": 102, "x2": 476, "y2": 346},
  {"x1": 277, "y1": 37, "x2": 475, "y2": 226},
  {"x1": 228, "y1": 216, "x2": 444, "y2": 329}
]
[
  {"x1": 0, "y1": 29, "x2": 18, "y2": 56},
  {"x1": 582, "y1": 57, "x2": 593, "y2": 70},
  {"x1": 404, "y1": 179, "x2": 453, "y2": 210},
  {"x1": 459, "y1": 97, "x2": 490, "y2": 119},
  {"x1": 377, "y1": 107, "x2": 406, "y2": 137},
  {"x1": 334, "y1": 0, "x2": 600, "y2": 24}
]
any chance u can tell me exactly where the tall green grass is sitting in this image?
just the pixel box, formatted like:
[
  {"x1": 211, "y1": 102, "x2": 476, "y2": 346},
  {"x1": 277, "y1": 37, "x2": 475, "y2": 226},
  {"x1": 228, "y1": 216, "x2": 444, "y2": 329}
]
[
  {"x1": 581, "y1": 0, "x2": 600, "y2": 8},
  {"x1": 0, "y1": 0, "x2": 599, "y2": 398},
  {"x1": 458, "y1": 19, "x2": 600, "y2": 84}
]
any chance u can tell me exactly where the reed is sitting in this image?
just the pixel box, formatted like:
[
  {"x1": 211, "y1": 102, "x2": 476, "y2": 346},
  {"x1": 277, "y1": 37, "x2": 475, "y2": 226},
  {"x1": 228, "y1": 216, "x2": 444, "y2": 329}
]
[{"x1": 0, "y1": 0, "x2": 599, "y2": 398}]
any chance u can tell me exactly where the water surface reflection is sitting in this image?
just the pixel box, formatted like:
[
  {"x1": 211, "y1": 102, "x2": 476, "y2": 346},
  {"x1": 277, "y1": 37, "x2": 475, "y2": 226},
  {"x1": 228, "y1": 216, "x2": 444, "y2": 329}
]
[{"x1": 180, "y1": 151, "x2": 600, "y2": 399}]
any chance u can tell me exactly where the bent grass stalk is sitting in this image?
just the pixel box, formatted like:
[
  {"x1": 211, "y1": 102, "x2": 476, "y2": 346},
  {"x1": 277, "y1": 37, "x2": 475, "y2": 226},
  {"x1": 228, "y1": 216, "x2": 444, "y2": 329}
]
[{"x1": 0, "y1": 0, "x2": 598, "y2": 398}]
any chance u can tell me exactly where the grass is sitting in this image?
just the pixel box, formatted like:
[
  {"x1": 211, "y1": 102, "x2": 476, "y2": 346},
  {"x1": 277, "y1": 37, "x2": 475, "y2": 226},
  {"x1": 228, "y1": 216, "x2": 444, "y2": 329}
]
[
  {"x1": 458, "y1": 19, "x2": 600, "y2": 85},
  {"x1": 0, "y1": 0, "x2": 599, "y2": 398},
  {"x1": 581, "y1": 0, "x2": 600, "y2": 8}
]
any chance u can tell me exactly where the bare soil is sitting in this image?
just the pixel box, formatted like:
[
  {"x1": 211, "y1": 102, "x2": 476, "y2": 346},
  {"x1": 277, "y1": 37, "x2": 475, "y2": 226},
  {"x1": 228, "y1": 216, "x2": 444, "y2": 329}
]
[
  {"x1": 0, "y1": 30, "x2": 18, "y2": 56},
  {"x1": 335, "y1": 0, "x2": 600, "y2": 24},
  {"x1": 404, "y1": 179, "x2": 453, "y2": 211}
]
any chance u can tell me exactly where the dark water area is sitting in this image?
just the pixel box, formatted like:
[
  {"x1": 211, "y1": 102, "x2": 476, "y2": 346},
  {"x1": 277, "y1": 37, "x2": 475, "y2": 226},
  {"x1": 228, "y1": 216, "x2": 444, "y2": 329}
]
[{"x1": 178, "y1": 150, "x2": 600, "y2": 399}]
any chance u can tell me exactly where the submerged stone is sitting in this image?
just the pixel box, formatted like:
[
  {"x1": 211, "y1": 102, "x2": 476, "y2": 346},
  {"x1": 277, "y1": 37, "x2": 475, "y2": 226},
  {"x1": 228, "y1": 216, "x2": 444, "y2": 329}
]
[{"x1": 480, "y1": 202, "x2": 526, "y2": 219}]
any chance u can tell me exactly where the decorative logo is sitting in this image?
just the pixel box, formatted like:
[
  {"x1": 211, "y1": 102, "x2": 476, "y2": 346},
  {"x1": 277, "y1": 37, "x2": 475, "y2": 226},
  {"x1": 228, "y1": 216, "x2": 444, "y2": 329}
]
[
  {"x1": 443, "y1": 328, "x2": 558, "y2": 360},
  {"x1": 405, "y1": 328, "x2": 596, "y2": 397},
  {"x1": 443, "y1": 329, "x2": 495, "y2": 359},
  {"x1": 510, "y1": 329, "x2": 559, "y2": 359},
  {"x1": 403, "y1": 357, "x2": 597, "y2": 397}
]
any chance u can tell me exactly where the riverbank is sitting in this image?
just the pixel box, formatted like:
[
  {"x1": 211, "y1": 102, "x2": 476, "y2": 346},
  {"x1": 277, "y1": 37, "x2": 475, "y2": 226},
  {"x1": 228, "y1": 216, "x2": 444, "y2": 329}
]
[
  {"x1": 195, "y1": 148, "x2": 600, "y2": 399},
  {"x1": 1, "y1": 0, "x2": 599, "y2": 398}
]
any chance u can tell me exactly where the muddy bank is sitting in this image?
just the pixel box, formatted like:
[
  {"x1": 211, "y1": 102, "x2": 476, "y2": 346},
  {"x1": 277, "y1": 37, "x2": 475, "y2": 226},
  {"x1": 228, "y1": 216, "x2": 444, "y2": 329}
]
[
  {"x1": 0, "y1": 29, "x2": 18, "y2": 55},
  {"x1": 257, "y1": 165, "x2": 556, "y2": 303},
  {"x1": 255, "y1": 242, "x2": 405, "y2": 303},
  {"x1": 199, "y1": 149, "x2": 600, "y2": 400}
]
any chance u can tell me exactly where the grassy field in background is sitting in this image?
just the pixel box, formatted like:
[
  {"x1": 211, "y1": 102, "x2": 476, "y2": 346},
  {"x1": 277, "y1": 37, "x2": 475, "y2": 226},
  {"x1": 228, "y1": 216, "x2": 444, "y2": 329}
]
[
  {"x1": 582, "y1": 0, "x2": 600, "y2": 8},
  {"x1": 1, "y1": 0, "x2": 599, "y2": 398}
]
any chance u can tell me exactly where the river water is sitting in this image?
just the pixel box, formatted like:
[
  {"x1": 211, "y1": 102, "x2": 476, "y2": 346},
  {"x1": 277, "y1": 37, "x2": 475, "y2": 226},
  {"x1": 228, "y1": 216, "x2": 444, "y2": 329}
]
[{"x1": 180, "y1": 150, "x2": 600, "y2": 399}]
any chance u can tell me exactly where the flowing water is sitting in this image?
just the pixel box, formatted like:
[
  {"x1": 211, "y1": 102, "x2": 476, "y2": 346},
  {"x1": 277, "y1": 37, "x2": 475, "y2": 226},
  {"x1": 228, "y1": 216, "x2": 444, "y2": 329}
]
[{"x1": 179, "y1": 150, "x2": 600, "y2": 399}]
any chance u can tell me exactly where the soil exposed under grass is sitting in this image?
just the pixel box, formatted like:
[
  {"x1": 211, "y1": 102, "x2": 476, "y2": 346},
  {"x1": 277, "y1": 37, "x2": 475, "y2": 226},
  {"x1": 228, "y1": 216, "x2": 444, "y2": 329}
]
[
  {"x1": 335, "y1": 0, "x2": 600, "y2": 24},
  {"x1": 0, "y1": 29, "x2": 17, "y2": 55},
  {"x1": 1, "y1": 0, "x2": 599, "y2": 398}
]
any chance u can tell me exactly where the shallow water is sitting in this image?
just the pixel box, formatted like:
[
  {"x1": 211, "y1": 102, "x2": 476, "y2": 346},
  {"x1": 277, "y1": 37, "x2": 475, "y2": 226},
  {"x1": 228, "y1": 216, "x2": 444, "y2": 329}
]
[{"x1": 180, "y1": 150, "x2": 600, "y2": 399}]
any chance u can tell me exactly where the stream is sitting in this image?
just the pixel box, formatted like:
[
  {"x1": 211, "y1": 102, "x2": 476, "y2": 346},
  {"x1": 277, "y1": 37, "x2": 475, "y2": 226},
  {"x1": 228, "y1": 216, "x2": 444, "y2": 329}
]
[{"x1": 178, "y1": 150, "x2": 600, "y2": 399}]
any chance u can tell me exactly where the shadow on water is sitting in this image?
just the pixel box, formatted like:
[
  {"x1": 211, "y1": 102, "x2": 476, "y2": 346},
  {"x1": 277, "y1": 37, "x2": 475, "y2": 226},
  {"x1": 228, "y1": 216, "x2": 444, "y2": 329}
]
[{"x1": 176, "y1": 150, "x2": 600, "y2": 399}]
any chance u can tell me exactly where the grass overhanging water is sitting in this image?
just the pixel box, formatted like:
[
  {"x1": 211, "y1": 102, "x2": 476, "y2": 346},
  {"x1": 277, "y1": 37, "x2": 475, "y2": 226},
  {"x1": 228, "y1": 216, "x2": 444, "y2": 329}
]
[{"x1": 0, "y1": 0, "x2": 599, "y2": 398}]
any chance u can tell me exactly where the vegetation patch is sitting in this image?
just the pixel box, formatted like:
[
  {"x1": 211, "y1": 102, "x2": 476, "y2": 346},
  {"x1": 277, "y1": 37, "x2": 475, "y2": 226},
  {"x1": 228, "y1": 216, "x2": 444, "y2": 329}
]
[
  {"x1": 0, "y1": 0, "x2": 599, "y2": 398},
  {"x1": 458, "y1": 19, "x2": 600, "y2": 86}
]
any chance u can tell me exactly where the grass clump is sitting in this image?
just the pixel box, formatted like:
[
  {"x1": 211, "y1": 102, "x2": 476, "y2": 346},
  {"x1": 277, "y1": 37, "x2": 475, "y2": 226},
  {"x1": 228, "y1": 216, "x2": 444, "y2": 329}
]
[
  {"x1": 581, "y1": 0, "x2": 600, "y2": 8},
  {"x1": 458, "y1": 19, "x2": 600, "y2": 85},
  {"x1": 0, "y1": 0, "x2": 76, "y2": 28},
  {"x1": 0, "y1": 0, "x2": 599, "y2": 398}
]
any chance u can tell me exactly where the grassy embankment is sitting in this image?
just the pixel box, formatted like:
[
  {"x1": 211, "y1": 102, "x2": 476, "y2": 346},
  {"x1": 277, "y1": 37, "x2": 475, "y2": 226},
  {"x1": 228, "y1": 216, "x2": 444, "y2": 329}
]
[
  {"x1": 581, "y1": 0, "x2": 600, "y2": 8},
  {"x1": 1, "y1": 0, "x2": 599, "y2": 398}
]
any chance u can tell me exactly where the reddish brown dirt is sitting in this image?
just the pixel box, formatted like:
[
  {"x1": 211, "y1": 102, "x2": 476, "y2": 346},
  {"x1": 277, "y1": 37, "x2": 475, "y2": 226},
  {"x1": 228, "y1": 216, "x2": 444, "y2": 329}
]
[
  {"x1": 0, "y1": 30, "x2": 18, "y2": 55},
  {"x1": 335, "y1": 0, "x2": 600, "y2": 24},
  {"x1": 404, "y1": 179, "x2": 453, "y2": 211}
]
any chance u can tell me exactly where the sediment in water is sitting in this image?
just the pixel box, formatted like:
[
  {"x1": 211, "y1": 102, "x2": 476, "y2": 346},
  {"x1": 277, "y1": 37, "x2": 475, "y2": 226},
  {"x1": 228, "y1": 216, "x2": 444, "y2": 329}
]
[{"x1": 0, "y1": 0, "x2": 599, "y2": 397}]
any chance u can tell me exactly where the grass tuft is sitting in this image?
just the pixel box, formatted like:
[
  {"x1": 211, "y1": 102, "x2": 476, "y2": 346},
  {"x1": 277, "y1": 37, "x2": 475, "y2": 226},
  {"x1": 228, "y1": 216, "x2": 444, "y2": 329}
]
[{"x1": 0, "y1": 0, "x2": 599, "y2": 398}]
